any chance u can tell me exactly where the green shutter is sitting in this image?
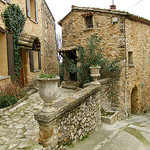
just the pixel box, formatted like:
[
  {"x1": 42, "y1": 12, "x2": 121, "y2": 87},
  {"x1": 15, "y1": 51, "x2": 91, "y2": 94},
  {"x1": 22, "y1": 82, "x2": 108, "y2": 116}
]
[{"x1": 29, "y1": 50, "x2": 34, "y2": 72}]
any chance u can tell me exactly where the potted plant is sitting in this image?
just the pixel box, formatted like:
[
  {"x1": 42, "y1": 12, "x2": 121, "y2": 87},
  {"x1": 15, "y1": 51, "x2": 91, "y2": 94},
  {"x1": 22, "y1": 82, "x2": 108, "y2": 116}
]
[
  {"x1": 89, "y1": 65, "x2": 101, "y2": 85},
  {"x1": 37, "y1": 73, "x2": 60, "y2": 113}
]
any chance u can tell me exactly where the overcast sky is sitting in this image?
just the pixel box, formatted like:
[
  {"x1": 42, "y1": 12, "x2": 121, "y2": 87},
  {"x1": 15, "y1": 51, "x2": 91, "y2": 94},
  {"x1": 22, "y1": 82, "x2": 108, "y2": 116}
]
[{"x1": 45, "y1": 0, "x2": 150, "y2": 34}]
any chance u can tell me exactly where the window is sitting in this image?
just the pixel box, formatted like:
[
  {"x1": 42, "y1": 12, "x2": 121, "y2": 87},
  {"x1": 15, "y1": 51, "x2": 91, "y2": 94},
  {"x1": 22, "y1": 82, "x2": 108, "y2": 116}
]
[
  {"x1": 26, "y1": 0, "x2": 38, "y2": 22},
  {"x1": 29, "y1": 39, "x2": 41, "y2": 72},
  {"x1": 86, "y1": 15, "x2": 93, "y2": 29},
  {"x1": 128, "y1": 51, "x2": 134, "y2": 67}
]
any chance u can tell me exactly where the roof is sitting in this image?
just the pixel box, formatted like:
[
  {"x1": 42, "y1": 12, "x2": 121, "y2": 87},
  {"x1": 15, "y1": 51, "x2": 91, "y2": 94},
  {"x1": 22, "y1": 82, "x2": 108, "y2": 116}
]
[
  {"x1": 58, "y1": 46, "x2": 78, "y2": 52},
  {"x1": 58, "y1": 5, "x2": 150, "y2": 26}
]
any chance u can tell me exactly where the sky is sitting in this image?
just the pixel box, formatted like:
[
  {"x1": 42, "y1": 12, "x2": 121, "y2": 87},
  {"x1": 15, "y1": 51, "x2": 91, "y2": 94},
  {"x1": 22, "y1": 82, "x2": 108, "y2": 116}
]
[{"x1": 45, "y1": 0, "x2": 150, "y2": 34}]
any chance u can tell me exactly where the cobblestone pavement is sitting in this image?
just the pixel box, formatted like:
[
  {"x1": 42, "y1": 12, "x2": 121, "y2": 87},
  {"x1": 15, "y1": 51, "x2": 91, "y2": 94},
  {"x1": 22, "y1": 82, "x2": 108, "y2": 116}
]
[{"x1": 0, "y1": 88, "x2": 75, "y2": 150}]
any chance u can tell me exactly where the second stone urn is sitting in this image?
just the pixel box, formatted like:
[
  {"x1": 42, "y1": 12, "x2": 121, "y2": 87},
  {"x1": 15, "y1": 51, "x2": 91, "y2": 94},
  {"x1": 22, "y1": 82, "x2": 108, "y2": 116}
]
[
  {"x1": 89, "y1": 66, "x2": 101, "y2": 85},
  {"x1": 37, "y1": 76, "x2": 60, "y2": 113}
]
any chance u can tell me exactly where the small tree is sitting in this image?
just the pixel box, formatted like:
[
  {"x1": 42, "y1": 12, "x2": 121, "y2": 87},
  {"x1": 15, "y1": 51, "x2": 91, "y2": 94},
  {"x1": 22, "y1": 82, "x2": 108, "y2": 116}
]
[{"x1": 62, "y1": 34, "x2": 121, "y2": 87}]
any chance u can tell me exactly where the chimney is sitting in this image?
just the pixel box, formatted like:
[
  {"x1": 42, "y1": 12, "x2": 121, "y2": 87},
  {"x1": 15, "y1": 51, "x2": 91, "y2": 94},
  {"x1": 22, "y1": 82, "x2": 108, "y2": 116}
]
[
  {"x1": 72, "y1": 5, "x2": 76, "y2": 9},
  {"x1": 110, "y1": 5, "x2": 116, "y2": 10}
]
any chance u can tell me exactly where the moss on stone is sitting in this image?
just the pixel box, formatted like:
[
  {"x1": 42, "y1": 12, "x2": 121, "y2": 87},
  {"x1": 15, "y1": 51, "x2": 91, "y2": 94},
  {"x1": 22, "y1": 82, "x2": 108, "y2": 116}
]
[{"x1": 124, "y1": 127, "x2": 150, "y2": 146}]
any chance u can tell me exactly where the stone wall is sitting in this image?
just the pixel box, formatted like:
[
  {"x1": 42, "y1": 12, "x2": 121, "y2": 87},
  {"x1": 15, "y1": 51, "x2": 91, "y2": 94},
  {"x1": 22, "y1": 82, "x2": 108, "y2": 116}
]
[
  {"x1": 34, "y1": 78, "x2": 119, "y2": 149},
  {"x1": 35, "y1": 85, "x2": 102, "y2": 149},
  {"x1": 125, "y1": 19, "x2": 150, "y2": 114},
  {"x1": 59, "y1": 6, "x2": 150, "y2": 118},
  {"x1": 41, "y1": 0, "x2": 59, "y2": 75},
  {"x1": 60, "y1": 8, "x2": 126, "y2": 118}
]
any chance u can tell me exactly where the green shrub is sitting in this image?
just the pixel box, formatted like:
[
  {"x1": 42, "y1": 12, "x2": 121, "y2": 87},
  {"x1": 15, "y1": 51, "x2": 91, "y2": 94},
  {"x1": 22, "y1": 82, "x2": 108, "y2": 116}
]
[
  {"x1": 0, "y1": 94, "x2": 18, "y2": 108},
  {"x1": 0, "y1": 81, "x2": 26, "y2": 108},
  {"x1": 61, "y1": 34, "x2": 121, "y2": 87},
  {"x1": 39, "y1": 73, "x2": 56, "y2": 78}
]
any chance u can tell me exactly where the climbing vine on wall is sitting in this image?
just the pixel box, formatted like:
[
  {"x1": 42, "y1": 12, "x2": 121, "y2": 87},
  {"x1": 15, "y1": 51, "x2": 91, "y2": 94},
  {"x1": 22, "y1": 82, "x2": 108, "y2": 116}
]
[{"x1": 1, "y1": 4, "x2": 26, "y2": 81}]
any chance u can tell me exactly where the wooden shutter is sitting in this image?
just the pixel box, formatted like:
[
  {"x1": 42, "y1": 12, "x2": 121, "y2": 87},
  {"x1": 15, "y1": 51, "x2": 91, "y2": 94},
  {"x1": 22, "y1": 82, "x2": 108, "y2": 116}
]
[
  {"x1": 35, "y1": 0, "x2": 38, "y2": 23},
  {"x1": 38, "y1": 50, "x2": 41, "y2": 70},
  {"x1": 29, "y1": 50, "x2": 34, "y2": 72},
  {"x1": 6, "y1": 33, "x2": 15, "y2": 76},
  {"x1": 5, "y1": 0, "x2": 11, "y2": 4},
  {"x1": 26, "y1": 0, "x2": 31, "y2": 18}
]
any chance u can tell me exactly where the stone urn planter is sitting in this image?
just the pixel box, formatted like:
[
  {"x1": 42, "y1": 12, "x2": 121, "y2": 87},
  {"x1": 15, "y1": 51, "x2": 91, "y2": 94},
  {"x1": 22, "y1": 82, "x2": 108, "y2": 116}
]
[
  {"x1": 37, "y1": 76, "x2": 60, "y2": 113},
  {"x1": 89, "y1": 66, "x2": 101, "y2": 85}
]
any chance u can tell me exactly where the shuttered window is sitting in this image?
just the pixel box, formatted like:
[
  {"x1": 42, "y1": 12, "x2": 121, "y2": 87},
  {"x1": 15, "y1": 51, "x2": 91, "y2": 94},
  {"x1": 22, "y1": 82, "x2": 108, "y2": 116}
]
[
  {"x1": 29, "y1": 40, "x2": 41, "y2": 72},
  {"x1": 26, "y1": 0, "x2": 38, "y2": 23}
]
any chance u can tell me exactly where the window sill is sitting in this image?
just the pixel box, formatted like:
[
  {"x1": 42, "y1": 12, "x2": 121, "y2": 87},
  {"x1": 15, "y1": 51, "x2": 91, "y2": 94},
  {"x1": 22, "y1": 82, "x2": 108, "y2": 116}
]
[
  {"x1": 1, "y1": 0, "x2": 6, "y2": 4},
  {"x1": 128, "y1": 64, "x2": 135, "y2": 67},
  {"x1": 83, "y1": 28, "x2": 93, "y2": 32},
  {"x1": 0, "y1": 75, "x2": 11, "y2": 81},
  {"x1": 1, "y1": 0, "x2": 11, "y2": 4},
  {"x1": 30, "y1": 18, "x2": 38, "y2": 24},
  {"x1": 34, "y1": 69, "x2": 40, "y2": 72}
]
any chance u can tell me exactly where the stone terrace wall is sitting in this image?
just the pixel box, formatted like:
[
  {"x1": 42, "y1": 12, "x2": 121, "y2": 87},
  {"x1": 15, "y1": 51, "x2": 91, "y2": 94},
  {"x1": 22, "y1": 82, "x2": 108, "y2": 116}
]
[
  {"x1": 35, "y1": 85, "x2": 101, "y2": 149},
  {"x1": 34, "y1": 78, "x2": 118, "y2": 149},
  {"x1": 99, "y1": 78, "x2": 119, "y2": 113}
]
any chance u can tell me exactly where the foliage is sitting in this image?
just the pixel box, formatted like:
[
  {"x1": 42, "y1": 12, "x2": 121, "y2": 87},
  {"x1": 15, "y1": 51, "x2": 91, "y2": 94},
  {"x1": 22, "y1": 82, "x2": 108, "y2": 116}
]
[
  {"x1": 62, "y1": 34, "x2": 121, "y2": 87},
  {"x1": 1, "y1": 4, "x2": 26, "y2": 81},
  {"x1": 59, "y1": 63, "x2": 64, "y2": 83},
  {"x1": 90, "y1": 64, "x2": 99, "y2": 67},
  {"x1": 39, "y1": 73, "x2": 56, "y2": 78},
  {"x1": 0, "y1": 95, "x2": 18, "y2": 108},
  {"x1": 0, "y1": 81, "x2": 26, "y2": 108}
]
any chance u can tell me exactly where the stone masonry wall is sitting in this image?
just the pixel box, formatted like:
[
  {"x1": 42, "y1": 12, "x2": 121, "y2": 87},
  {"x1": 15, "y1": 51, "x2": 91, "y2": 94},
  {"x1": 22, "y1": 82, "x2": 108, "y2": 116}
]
[
  {"x1": 125, "y1": 19, "x2": 150, "y2": 113},
  {"x1": 35, "y1": 85, "x2": 102, "y2": 149},
  {"x1": 60, "y1": 7, "x2": 150, "y2": 118},
  {"x1": 61, "y1": 9, "x2": 126, "y2": 118},
  {"x1": 41, "y1": 0, "x2": 59, "y2": 75}
]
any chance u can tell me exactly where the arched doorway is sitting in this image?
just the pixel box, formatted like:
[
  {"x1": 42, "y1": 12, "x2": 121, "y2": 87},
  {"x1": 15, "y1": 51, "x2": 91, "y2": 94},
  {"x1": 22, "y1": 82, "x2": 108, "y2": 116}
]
[
  {"x1": 131, "y1": 87, "x2": 139, "y2": 114},
  {"x1": 19, "y1": 34, "x2": 41, "y2": 86}
]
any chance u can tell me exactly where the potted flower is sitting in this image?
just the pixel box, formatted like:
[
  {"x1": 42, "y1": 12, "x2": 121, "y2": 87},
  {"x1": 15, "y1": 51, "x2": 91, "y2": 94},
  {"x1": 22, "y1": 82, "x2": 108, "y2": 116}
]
[
  {"x1": 37, "y1": 73, "x2": 60, "y2": 113},
  {"x1": 89, "y1": 64, "x2": 101, "y2": 85}
]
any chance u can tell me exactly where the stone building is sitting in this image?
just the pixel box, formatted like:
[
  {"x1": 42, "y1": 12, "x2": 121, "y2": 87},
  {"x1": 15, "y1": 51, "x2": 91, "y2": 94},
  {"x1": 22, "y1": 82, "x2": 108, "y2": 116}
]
[
  {"x1": 0, "y1": 0, "x2": 58, "y2": 86},
  {"x1": 58, "y1": 5, "x2": 150, "y2": 118}
]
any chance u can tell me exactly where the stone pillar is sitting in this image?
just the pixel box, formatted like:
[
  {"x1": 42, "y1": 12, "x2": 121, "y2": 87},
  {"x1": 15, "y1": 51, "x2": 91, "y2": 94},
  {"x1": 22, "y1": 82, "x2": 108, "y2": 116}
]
[{"x1": 34, "y1": 111, "x2": 59, "y2": 149}]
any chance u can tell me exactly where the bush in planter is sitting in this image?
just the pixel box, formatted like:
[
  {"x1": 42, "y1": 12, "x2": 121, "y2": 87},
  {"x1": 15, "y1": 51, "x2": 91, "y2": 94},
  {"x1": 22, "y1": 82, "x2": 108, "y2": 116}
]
[{"x1": 39, "y1": 73, "x2": 56, "y2": 78}]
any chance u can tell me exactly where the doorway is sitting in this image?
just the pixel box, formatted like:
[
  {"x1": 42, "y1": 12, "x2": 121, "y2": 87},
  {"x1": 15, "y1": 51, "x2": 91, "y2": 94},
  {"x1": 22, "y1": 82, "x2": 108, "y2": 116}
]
[
  {"x1": 131, "y1": 87, "x2": 139, "y2": 114},
  {"x1": 68, "y1": 50, "x2": 77, "y2": 81}
]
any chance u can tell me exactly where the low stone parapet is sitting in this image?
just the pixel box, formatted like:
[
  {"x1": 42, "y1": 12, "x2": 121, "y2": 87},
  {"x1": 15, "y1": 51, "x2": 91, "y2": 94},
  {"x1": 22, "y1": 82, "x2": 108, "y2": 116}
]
[{"x1": 34, "y1": 85, "x2": 101, "y2": 149}]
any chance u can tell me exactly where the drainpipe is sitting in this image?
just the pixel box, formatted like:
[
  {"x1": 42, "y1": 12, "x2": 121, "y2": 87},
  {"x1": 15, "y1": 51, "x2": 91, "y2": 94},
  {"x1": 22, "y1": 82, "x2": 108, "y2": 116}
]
[{"x1": 124, "y1": 17, "x2": 128, "y2": 118}]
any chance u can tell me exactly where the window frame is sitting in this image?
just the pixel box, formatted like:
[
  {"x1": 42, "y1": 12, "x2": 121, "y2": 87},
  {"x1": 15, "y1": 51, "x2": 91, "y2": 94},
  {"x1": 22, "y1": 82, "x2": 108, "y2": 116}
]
[
  {"x1": 29, "y1": 39, "x2": 41, "y2": 72},
  {"x1": 128, "y1": 51, "x2": 135, "y2": 67},
  {"x1": 26, "y1": 0, "x2": 38, "y2": 23},
  {"x1": 85, "y1": 15, "x2": 93, "y2": 29}
]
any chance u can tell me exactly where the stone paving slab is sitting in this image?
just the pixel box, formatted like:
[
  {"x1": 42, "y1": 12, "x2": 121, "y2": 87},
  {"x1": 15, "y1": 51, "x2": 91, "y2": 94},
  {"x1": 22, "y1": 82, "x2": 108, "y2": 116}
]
[{"x1": 0, "y1": 88, "x2": 75, "y2": 150}]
